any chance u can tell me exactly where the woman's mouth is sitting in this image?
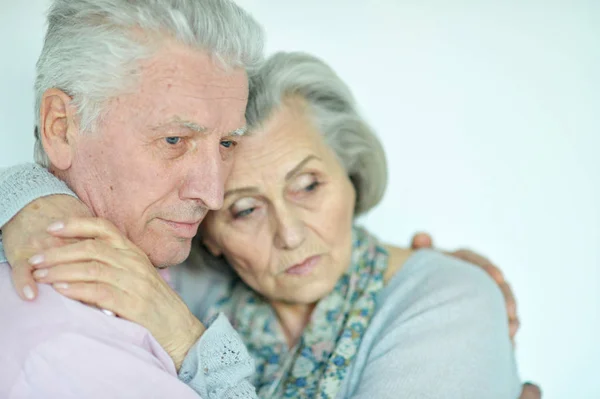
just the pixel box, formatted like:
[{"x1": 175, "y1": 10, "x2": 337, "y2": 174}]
[{"x1": 285, "y1": 255, "x2": 321, "y2": 276}]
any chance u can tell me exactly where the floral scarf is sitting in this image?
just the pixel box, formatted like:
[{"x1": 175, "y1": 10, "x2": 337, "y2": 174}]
[{"x1": 208, "y1": 226, "x2": 388, "y2": 398}]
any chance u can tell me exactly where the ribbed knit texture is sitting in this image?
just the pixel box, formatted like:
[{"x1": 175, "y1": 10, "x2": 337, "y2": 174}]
[
  {"x1": 179, "y1": 313, "x2": 257, "y2": 398},
  {"x1": 0, "y1": 164, "x2": 77, "y2": 262}
]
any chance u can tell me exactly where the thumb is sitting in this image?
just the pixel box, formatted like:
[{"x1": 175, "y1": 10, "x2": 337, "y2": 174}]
[
  {"x1": 411, "y1": 232, "x2": 433, "y2": 249},
  {"x1": 10, "y1": 260, "x2": 38, "y2": 301}
]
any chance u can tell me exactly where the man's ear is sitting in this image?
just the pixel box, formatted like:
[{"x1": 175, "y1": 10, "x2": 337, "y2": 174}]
[
  {"x1": 39, "y1": 88, "x2": 79, "y2": 171},
  {"x1": 202, "y1": 236, "x2": 223, "y2": 257}
]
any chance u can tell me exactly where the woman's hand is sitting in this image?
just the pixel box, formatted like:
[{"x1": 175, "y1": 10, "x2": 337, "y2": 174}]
[
  {"x1": 2, "y1": 195, "x2": 91, "y2": 300},
  {"x1": 27, "y1": 217, "x2": 205, "y2": 371}
]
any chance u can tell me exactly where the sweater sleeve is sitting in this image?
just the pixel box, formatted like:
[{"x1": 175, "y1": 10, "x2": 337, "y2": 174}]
[
  {"x1": 0, "y1": 163, "x2": 77, "y2": 229},
  {"x1": 344, "y1": 250, "x2": 522, "y2": 399},
  {"x1": 179, "y1": 313, "x2": 257, "y2": 399},
  {"x1": 0, "y1": 163, "x2": 78, "y2": 261}
]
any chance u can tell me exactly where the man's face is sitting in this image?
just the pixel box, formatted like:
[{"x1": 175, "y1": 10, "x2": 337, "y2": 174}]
[{"x1": 65, "y1": 43, "x2": 249, "y2": 267}]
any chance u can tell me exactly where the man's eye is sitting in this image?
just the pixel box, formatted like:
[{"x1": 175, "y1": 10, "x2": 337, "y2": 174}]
[
  {"x1": 221, "y1": 140, "x2": 236, "y2": 149},
  {"x1": 165, "y1": 137, "x2": 181, "y2": 145}
]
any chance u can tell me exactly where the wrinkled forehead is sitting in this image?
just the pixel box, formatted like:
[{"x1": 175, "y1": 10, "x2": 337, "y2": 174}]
[
  {"x1": 226, "y1": 102, "x2": 333, "y2": 187},
  {"x1": 111, "y1": 44, "x2": 249, "y2": 132}
]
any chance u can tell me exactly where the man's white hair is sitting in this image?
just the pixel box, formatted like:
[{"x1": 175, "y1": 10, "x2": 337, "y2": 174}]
[{"x1": 34, "y1": 0, "x2": 265, "y2": 167}]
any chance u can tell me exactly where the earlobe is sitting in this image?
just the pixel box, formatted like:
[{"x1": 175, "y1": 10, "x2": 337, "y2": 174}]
[
  {"x1": 40, "y1": 88, "x2": 78, "y2": 171},
  {"x1": 202, "y1": 237, "x2": 223, "y2": 257}
]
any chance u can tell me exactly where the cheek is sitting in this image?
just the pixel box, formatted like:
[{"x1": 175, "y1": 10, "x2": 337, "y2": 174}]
[
  {"x1": 218, "y1": 227, "x2": 272, "y2": 276},
  {"x1": 318, "y1": 184, "x2": 355, "y2": 240}
]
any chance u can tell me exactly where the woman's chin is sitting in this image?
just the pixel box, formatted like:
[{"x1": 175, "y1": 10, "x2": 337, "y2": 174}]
[{"x1": 274, "y1": 279, "x2": 337, "y2": 305}]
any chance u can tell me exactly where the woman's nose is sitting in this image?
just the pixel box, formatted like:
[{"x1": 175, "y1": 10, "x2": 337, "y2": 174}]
[{"x1": 273, "y1": 207, "x2": 306, "y2": 250}]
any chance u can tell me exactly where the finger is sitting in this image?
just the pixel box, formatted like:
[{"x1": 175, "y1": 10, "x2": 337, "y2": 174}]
[
  {"x1": 40, "y1": 234, "x2": 80, "y2": 249},
  {"x1": 53, "y1": 281, "x2": 126, "y2": 316},
  {"x1": 11, "y1": 260, "x2": 38, "y2": 301},
  {"x1": 32, "y1": 261, "x2": 128, "y2": 287},
  {"x1": 452, "y1": 249, "x2": 505, "y2": 283},
  {"x1": 45, "y1": 217, "x2": 128, "y2": 249},
  {"x1": 509, "y1": 317, "x2": 521, "y2": 341},
  {"x1": 28, "y1": 239, "x2": 129, "y2": 270},
  {"x1": 520, "y1": 382, "x2": 542, "y2": 399},
  {"x1": 410, "y1": 232, "x2": 433, "y2": 249},
  {"x1": 498, "y1": 282, "x2": 518, "y2": 319}
]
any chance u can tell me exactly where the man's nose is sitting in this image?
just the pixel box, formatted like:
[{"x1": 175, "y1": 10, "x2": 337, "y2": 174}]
[
  {"x1": 273, "y1": 205, "x2": 306, "y2": 250},
  {"x1": 179, "y1": 143, "x2": 227, "y2": 210}
]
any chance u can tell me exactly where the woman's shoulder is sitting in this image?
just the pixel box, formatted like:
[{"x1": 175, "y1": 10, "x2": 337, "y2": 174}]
[
  {"x1": 377, "y1": 249, "x2": 505, "y2": 334},
  {"x1": 379, "y1": 248, "x2": 505, "y2": 317},
  {"x1": 381, "y1": 245, "x2": 413, "y2": 284},
  {"x1": 342, "y1": 249, "x2": 519, "y2": 398}
]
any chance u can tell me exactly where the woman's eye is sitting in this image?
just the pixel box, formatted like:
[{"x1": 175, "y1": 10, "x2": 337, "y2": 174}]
[
  {"x1": 234, "y1": 208, "x2": 254, "y2": 218},
  {"x1": 165, "y1": 137, "x2": 181, "y2": 145},
  {"x1": 290, "y1": 173, "x2": 321, "y2": 194},
  {"x1": 304, "y1": 181, "x2": 320, "y2": 192}
]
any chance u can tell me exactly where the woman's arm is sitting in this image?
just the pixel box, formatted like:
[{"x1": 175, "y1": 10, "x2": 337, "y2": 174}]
[
  {"x1": 0, "y1": 165, "x2": 256, "y2": 398},
  {"x1": 0, "y1": 163, "x2": 79, "y2": 230},
  {"x1": 0, "y1": 164, "x2": 90, "y2": 300}
]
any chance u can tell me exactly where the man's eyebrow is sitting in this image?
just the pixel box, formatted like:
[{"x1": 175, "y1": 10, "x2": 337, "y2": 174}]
[
  {"x1": 285, "y1": 155, "x2": 320, "y2": 181},
  {"x1": 229, "y1": 126, "x2": 248, "y2": 136},
  {"x1": 150, "y1": 118, "x2": 247, "y2": 136},
  {"x1": 224, "y1": 187, "x2": 259, "y2": 200},
  {"x1": 150, "y1": 117, "x2": 207, "y2": 133}
]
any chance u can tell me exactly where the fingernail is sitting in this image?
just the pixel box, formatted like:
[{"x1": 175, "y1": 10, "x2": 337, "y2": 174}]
[
  {"x1": 33, "y1": 269, "x2": 48, "y2": 279},
  {"x1": 23, "y1": 285, "x2": 35, "y2": 300},
  {"x1": 47, "y1": 221, "x2": 65, "y2": 232},
  {"x1": 28, "y1": 254, "x2": 45, "y2": 265},
  {"x1": 53, "y1": 282, "x2": 69, "y2": 290}
]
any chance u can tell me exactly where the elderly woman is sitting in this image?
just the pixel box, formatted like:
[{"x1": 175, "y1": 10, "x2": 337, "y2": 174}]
[{"x1": 1, "y1": 52, "x2": 528, "y2": 398}]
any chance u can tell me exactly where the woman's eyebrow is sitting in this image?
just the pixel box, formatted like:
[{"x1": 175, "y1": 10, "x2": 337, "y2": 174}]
[
  {"x1": 285, "y1": 155, "x2": 321, "y2": 181},
  {"x1": 224, "y1": 187, "x2": 259, "y2": 200}
]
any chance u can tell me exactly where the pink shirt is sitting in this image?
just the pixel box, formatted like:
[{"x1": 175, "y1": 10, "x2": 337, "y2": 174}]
[{"x1": 0, "y1": 262, "x2": 199, "y2": 398}]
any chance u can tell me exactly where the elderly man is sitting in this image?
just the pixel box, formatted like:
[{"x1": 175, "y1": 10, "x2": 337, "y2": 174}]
[{"x1": 0, "y1": 0, "x2": 264, "y2": 397}]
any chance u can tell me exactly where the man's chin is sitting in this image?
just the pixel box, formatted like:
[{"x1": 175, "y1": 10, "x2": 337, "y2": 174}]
[{"x1": 145, "y1": 238, "x2": 193, "y2": 268}]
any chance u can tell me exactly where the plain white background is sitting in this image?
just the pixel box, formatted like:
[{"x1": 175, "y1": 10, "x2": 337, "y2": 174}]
[{"x1": 0, "y1": 1, "x2": 598, "y2": 397}]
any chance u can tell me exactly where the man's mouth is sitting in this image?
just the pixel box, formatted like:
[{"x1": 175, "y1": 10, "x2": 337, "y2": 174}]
[{"x1": 158, "y1": 218, "x2": 203, "y2": 238}]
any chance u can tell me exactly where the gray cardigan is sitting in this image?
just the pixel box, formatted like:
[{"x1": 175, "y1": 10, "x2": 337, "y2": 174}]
[{"x1": 0, "y1": 163, "x2": 522, "y2": 398}]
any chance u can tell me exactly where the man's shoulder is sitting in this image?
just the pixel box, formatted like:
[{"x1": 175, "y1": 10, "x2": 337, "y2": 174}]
[
  {"x1": 0, "y1": 262, "x2": 84, "y2": 392},
  {"x1": 0, "y1": 262, "x2": 178, "y2": 395},
  {"x1": 0, "y1": 262, "x2": 101, "y2": 351},
  {"x1": 0, "y1": 261, "x2": 84, "y2": 323}
]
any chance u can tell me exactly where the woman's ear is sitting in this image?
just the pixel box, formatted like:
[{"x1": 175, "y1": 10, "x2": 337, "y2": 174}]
[{"x1": 39, "y1": 88, "x2": 79, "y2": 171}]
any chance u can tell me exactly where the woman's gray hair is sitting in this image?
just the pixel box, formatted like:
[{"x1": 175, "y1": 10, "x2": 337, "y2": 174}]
[
  {"x1": 246, "y1": 51, "x2": 388, "y2": 216},
  {"x1": 190, "y1": 51, "x2": 387, "y2": 272},
  {"x1": 33, "y1": 0, "x2": 264, "y2": 167}
]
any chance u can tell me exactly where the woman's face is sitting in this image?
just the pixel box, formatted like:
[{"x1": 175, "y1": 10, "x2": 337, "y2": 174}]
[{"x1": 201, "y1": 98, "x2": 356, "y2": 304}]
